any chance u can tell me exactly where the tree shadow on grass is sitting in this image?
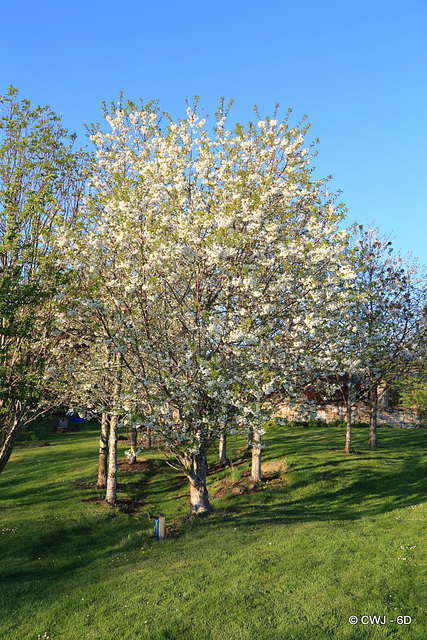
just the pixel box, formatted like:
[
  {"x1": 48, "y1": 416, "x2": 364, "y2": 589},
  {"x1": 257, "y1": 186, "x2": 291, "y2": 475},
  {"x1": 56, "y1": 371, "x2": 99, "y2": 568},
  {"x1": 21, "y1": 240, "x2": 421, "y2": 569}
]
[
  {"x1": 1, "y1": 423, "x2": 425, "y2": 622},
  {"x1": 267, "y1": 424, "x2": 425, "y2": 455},
  {"x1": 210, "y1": 452, "x2": 426, "y2": 529}
]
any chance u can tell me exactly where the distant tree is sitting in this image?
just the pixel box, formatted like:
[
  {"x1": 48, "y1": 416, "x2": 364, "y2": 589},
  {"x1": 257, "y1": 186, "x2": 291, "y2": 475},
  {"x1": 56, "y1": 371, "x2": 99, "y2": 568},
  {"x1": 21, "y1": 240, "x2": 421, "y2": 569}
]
[
  {"x1": 46, "y1": 314, "x2": 133, "y2": 499},
  {"x1": 59, "y1": 98, "x2": 352, "y2": 513},
  {"x1": 397, "y1": 323, "x2": 427, "y2": 423},
  {"x1": 0, "y1": 87, "x2": 88, "y2": 475},
  {"x1": 399, "y1": 381, "x2": 427, "y2": 424},
  {"x1": 345, "y1": 226, "x2": 426, "y2": 448},
  {"x1": 46, "y1": 333, "x2": 115, "y2": 490}
]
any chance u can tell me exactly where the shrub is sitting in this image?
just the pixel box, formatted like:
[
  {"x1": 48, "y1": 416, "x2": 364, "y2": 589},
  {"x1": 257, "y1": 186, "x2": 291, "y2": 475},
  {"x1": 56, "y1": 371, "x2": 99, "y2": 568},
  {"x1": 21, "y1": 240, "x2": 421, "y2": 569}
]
[{"x1": 327, "y1": 419, "x2": 347, "y2": 429}]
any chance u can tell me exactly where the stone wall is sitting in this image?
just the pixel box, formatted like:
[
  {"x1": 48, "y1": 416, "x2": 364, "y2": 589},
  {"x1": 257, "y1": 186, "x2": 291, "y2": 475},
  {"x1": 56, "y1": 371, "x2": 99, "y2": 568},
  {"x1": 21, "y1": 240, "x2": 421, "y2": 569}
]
[
  {"x1": 273, "y1": 401, "x2": 423, "y2": 429},
  {"x1": 315, "y1": 404, "x2": 422, "y2": 429}
]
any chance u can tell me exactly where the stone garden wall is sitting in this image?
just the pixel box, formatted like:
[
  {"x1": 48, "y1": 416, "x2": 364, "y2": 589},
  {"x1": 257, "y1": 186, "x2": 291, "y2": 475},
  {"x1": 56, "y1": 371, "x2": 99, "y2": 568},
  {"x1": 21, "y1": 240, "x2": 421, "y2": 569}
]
[
  {"x1": 315, "y1": 404, "x2": 422, "y2": 429},
  {"x1": 274, "y1": 402, "x2": 423, "y2": 429}
]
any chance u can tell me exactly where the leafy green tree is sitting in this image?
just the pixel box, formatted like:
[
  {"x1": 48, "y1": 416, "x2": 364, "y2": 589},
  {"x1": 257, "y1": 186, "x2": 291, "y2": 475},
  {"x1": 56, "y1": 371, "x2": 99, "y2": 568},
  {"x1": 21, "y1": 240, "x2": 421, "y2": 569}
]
[
  {"x1": 0, "y1": 87, "x2": 88, "y2": 474},
  {"x1": 399, "y1": 382, "x2": 427, "y2": 422}
]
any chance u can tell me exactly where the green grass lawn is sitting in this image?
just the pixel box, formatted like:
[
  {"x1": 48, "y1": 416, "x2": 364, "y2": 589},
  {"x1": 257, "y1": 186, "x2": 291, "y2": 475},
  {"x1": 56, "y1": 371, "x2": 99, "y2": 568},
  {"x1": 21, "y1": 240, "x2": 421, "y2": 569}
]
[{"x1": 0, "y1": 418, "x2": 425, "y2": 640}]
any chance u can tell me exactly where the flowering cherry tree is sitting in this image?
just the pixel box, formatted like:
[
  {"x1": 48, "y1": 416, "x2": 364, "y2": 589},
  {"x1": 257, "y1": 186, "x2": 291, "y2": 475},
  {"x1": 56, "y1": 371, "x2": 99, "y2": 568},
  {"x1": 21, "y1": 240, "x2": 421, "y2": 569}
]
[
  {"x1": 46, "y1": 281, "x2": 142, "y2": 501},
  {"x1": 45, "y1": 328, "x2": 124, "y2": 496},
  {"x1": 343, "y1": 226, "x2": 426, "y2": 448},
  {"x1": 58, "y1": 98, "x2": 352, "y2": 513}
]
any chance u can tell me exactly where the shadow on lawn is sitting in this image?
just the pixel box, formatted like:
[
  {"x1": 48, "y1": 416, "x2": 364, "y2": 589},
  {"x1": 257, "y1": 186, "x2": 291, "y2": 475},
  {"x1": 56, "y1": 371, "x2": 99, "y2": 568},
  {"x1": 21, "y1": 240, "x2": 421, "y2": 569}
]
[
  {"x1": 211, "y1": 452, "x2": 426, "y2": 528},
  {"x1": 0, "y1": 521, "x2": 139, "y2": 607},
  {"x1": 0, "y1": 462, "x2": 425, "y2": 624},
  {"x1": 1, "y1": 423, "x2": 425, "y2": 615},
  {"x1": 263, "y1": 422, "x2": 426, "y2": 457}
]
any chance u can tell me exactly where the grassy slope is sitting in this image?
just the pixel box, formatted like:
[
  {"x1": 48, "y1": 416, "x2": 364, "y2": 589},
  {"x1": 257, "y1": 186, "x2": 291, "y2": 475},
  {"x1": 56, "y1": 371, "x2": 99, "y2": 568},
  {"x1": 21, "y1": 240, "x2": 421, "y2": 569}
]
[{"x1": 0, "y1": 419, "x2": 425, "y2": 640}]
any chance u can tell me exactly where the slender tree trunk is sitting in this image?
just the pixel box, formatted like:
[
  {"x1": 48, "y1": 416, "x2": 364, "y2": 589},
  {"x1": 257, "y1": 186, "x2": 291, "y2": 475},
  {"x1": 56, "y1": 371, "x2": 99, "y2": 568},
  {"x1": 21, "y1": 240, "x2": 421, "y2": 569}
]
[
  {"x1": 246, "y1": 425, "x2": 254, "y2": 450},
  {"x1": 145, "y1": 427, "x2": 152, "y2": 450},
  {"x1": 185, "y1": 449, "x2": 211, "y2": 515},
  {"x1": 105, "y1": 413, "x2": 118, "y2": 503},
  {"x1": 345, "y1": 372, "x2": 352, "y2": 454},
  {"x1": 0, "y1": 402, "x2": 27, "y2": 475},
  {"x1": 219, "y1": 428, "x2": 229, "y2": 466},
  {"x1": 369, "y1": 383, "x2": 378, "y2": 448},
  {"x1": 129, "y1": 426, "x2": 138, "y2": 464},
  {"x1": 96, "y1": 412, "x2": 109, "y2": 487},
  {"x1": 105, "y1": 352, "x2": 123, "y2": 503},
  {"x1": 0, "y1": 424, "x2": 20, "y2": 475},
  {"x1": 251, "y1": 429, "x2": 262, "y2": 485}
]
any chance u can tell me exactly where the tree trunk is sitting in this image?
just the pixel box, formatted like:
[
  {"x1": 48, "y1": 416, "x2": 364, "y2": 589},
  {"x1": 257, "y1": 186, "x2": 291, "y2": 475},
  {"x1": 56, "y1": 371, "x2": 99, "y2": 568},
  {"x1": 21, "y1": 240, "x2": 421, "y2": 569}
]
[
  {"x1": 105, "y1": 413, "x2": 118, "y2": 503},
  {"x1": 345, "y1": 372, "x2": 352, "y2": 454},
  {"x1": 96, "y1": 412, "x2": 109, "y2": 487},
  {"x1": 0, "y1": 424, "x2": 20, "y2": 475},
  {"x1": 251, "y1": 429, "x2": 262, "y2": 485},
  {"x1": 185, "y1": 450, "x2": 211, "y2": 515},
  {"x1": 219, "y1": 428, "x2": 229, "y2": 466},
  {"x1": 105, "y1": 352, "x2": 122, "y2": 504},
  {"x1": 145, "y1": 427, "x2": 152, "y2": 450},
  {"x1": 129, "y1": 426, "x2": 138, "y2": 464},
  {"x1": 246, "y1": 425, "x2": 254, "y2": 450},
  {"x1": 0, "y1": 401, "x2": 27, "y2": 476},
  {"x1": 369, "y1": 383, "x2": 378, "y2": 448}
]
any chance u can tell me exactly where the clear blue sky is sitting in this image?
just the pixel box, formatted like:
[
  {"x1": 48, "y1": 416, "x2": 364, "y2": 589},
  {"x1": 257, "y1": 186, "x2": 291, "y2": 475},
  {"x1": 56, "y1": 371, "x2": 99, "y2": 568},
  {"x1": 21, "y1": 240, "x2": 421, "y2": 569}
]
[{"x1": 2, "y1": 0, "x2": 426, "y2": 265}]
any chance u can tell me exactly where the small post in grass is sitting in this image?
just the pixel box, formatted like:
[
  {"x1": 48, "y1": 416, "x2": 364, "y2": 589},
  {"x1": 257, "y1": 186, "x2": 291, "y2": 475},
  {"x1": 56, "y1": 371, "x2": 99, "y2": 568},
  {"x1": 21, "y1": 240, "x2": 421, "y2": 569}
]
[
  {"x1": 158, "y1": 514, "x2": 165, "y2": 541},
  {"x1": 149, "y1": 513, "x2": 166, "y2": 540}
]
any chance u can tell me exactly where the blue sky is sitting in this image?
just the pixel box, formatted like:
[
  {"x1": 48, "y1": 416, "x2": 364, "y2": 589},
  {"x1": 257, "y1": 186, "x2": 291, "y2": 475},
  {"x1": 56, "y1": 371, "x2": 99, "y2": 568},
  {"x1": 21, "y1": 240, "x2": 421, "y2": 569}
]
[{"x1": 1, "y1": 0, "x2": 426, "y2": 265}]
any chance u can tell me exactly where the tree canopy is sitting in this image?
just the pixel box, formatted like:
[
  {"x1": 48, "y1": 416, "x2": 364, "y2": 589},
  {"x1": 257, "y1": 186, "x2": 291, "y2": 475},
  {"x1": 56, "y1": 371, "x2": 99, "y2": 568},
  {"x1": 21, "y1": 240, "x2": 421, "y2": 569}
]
[
  {"x1": 55, "y1": 98, "x2": 354, "y2": 512},
  {"x1": 0, "y1": 87, "x2": 88, "y2": 473}
]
